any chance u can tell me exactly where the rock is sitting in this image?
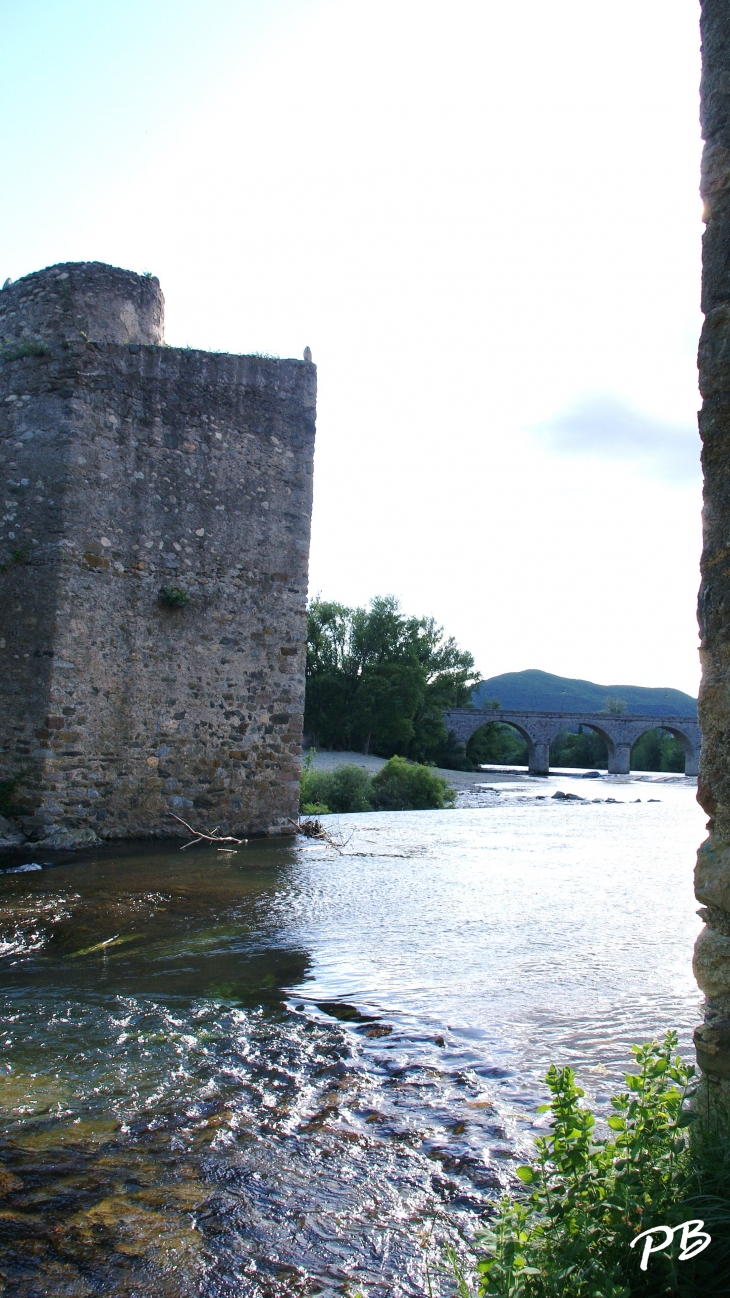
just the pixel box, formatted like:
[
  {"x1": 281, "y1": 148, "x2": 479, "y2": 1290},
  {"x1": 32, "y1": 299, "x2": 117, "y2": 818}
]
[
  {"x1": 0, "y1": 814, "x2": 25, "y2": 846},
  {"x1": 694, "y1": 926, "x2": 730, "y2": 997},
  {"x1": 36, "y1": 826, "x2": 101, "y2": 849},
  {"x1": 694, "y1": 1019, "x2": 730, "y2": 1080},
  {"x1": 581, "y1": 771, "x2": 601, "y2": 779},
  {"x1": 695, "y1": 835, "x2": 730, "y2": 913}
]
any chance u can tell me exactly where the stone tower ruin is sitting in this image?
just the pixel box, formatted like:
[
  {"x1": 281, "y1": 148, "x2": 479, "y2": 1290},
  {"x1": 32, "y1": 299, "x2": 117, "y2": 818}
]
[{"x1": 0, "y1": 261, "x2": 316, "y2": 846}]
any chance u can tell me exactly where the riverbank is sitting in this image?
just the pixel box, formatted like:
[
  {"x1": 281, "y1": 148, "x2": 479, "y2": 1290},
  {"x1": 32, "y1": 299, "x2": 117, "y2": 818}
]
[{"x1": 306, "y1": 748, "x2": 696, "y2": 810}]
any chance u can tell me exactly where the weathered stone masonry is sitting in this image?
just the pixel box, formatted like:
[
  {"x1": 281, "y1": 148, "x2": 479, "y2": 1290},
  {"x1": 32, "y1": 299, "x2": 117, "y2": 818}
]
[
  {"x1": 0, "y1": 261, "x2": 316, "y2": 844},
  {"x1": 693, "y1": 3, "x2": 730, "y2": 1084}
]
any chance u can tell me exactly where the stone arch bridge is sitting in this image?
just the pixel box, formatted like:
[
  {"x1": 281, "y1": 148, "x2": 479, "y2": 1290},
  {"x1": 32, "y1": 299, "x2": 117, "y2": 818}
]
[{"x1": 443, "y1": 709, "x2": 701, "y2": 777}]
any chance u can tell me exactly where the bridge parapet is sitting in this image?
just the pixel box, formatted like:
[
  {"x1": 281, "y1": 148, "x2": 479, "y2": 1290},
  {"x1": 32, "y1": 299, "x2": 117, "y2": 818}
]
[{"x1": 442, "y1": 709, "x2": 701, "y2": 776}]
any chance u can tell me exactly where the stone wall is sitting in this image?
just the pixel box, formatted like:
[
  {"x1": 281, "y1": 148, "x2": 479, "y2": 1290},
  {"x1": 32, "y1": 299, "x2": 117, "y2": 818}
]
[
  {"x1": 0, "y1": 262, "x2": 316, "y2": 846},
  {"x1": 694, "y1": 3, "x2": 730, "y2": 1083}
]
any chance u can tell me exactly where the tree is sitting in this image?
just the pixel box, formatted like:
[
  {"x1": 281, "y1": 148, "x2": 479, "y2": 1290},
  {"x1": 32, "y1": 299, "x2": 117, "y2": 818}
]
[
  {"x1": 603, "y1": 696, "x2": 627, "y2": 715},
  {"x1": 304, "y1": 595, "x2": 480, "y2": 764}
]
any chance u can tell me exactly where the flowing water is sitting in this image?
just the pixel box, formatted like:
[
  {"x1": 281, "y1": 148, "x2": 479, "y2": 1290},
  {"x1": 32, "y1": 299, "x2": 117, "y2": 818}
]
[{"x1": 0, "y1": 774, "x2": 706, "y2": 1295}]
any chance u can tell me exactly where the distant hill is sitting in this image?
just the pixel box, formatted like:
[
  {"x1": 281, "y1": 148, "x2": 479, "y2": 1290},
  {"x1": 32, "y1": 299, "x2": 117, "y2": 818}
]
[{"x1": 471, "y1": 669, "x2": 697, "y2": 717}]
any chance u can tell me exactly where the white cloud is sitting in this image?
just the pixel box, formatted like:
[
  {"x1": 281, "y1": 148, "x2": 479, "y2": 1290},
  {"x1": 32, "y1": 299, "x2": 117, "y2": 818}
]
[{"x1": 533, "y1": 395, "x2": 701, "y2": 484}]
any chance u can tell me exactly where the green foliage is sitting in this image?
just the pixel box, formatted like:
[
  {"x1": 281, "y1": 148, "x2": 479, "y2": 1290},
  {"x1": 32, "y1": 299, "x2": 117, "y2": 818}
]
[
  {"x1": 304, "y1": 595, "x2": 479, "y2": 765},
  {"x1": 454, "y1": 1032, "x2": 730, "y2": 1297},
  {"x1": 631, "y1": 729, "x2": 685, "y2": 773},
  {"x1": 370, "y1": 755, "x2": 456, "y2": 810},
  {"x1": 299, "y1": 754, "x2": 455, "y2": 814},
  {"x1": 0, "y1": 338, "x2": 50, "y2": 362},
  {"x1": 467, "y1": 722, "x2": 529, "y2": 768},
  {"x1": 158, "y1": 585, "x2": 191, "y2": 609},
  {"x1": 549, "y1": 727, "x2": 608, "y2": 770},
  {"x1": 300, "y1": 763, "x2": 373, "y2": 813},
  {"x1": 604, "y1": 696, "x2": 628, "y2": 715},
  {"x1": 0, "y1": 544, "x2": 30, "y2": 574}
]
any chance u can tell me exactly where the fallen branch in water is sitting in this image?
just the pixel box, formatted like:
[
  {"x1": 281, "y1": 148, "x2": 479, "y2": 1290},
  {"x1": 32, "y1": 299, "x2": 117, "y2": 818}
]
[
  {"x1": 288, "y1": 817, "x2": 349, "y2": 851},
  {"x1": 168, "y1": 812, "x2": 247, "y2": 850}
]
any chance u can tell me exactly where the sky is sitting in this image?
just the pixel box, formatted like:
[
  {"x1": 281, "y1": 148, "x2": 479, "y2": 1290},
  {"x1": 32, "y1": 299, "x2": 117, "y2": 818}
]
[{"x1": 0, "y1": 0, "x2": 704, "y2": 694}]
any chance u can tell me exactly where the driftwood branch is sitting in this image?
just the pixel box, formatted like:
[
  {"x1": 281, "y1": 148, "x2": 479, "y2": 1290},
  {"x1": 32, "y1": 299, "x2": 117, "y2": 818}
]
[
  {"x1": 288, "y1": 817, "x2": 349, "y2": 851},
  {"x1": 168, "y1": 812, "x2": 247, "y2": 850}
]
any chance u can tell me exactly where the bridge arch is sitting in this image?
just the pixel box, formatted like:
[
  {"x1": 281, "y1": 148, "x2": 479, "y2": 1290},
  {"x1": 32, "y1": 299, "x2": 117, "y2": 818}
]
[
  {"x1": 548, "y1": 721, "x2": 615, "y2": 772},
  {"x1": 464, "y1": 718, "x2": 534, "y2": 770},
  {"x1": 629, "y1": 722, "x2": 698, "y2": 776},
  {"x1": 442, "y1": 708, "x2": 700, "y2": 777}
]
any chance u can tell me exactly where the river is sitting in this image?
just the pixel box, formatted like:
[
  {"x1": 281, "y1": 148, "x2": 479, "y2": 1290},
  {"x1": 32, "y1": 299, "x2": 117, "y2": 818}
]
[{"x1": 0, "y1": 773, "x2": 705, "y2": 1296}]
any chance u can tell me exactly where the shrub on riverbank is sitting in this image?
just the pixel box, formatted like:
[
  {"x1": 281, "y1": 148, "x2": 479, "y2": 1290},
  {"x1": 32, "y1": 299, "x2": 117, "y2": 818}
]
[
  {"x1": 300, "y1": 763, "x2": 373, "y2": 814},
  {"x1": 447, "y1": 1032, "x2": 730, "y2": 1297},
  {"x1": 299, "y1": 755, "x2": 455, "y2": 814},
  {"x1": 371, "y1": 755, "x2": 456, "y2": 811}
]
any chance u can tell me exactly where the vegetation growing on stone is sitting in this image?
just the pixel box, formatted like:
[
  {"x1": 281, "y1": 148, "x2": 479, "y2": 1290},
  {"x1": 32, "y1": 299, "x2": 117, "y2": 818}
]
[
  {"x1": 158, "y1": 585, "x2": 191, "y2": 609},
  {"x1": 0, "y1": 339, "x2": 50, "y2": 361},
  {"x1": 0, "y1": 545, "x2": 30, "y2": 575}
]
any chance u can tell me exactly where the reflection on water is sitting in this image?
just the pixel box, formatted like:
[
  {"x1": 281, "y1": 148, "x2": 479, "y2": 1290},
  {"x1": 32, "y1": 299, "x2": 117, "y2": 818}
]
[{"x1": 0, "y1": 776, "x2": 706, "y2": 1295}]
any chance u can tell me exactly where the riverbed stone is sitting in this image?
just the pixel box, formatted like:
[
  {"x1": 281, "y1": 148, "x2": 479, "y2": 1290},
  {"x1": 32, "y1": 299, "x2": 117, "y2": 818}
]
[{"x1": 0, "y1": 262, "x2": 316, "y2": 843}]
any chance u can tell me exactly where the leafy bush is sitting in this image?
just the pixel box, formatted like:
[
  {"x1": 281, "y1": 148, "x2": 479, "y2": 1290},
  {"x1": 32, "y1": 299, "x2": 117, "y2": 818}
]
[
  {"x1": 449, "y1": 1032, "x2": 730, "y2": 1297},
  {"x1": 370, "y1": 755, "x2": 455, "y2": 811},
  {"x1": 299, "y1": 753, "x2": 455, "y2": 813},
  {"x1": 300, "y1": 764, "x2": 373, "y2": 814}
]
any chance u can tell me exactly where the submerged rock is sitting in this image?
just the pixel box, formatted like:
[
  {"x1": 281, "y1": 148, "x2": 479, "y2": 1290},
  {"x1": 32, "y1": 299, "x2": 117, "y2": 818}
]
[{"x1": 36, "y1": 826, "x2": 101, "y2": 849}]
